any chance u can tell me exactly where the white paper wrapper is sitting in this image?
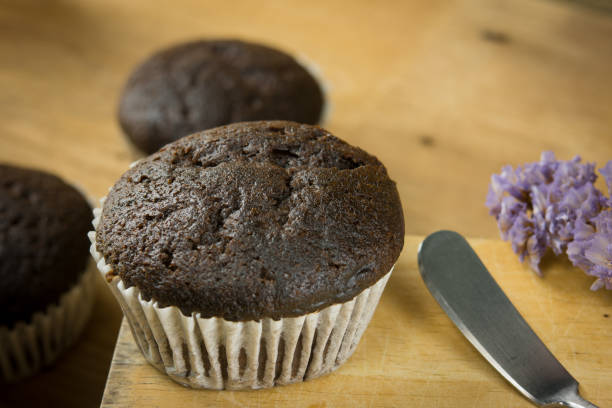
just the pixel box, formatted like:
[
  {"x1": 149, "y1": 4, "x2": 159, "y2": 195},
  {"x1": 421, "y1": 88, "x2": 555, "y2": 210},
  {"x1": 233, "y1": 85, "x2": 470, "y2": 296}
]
[
  {"x1": 90, "y1": 198, "x2": 391, "y2": 389},
  {"x1": 0, "y1": 263, "x2": 97, "y2": 382}
]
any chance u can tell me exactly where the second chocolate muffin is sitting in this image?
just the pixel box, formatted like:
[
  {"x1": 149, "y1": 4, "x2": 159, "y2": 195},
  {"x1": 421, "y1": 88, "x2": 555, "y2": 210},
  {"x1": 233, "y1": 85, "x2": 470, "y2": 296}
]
[{"x1": 118, "y1": 40, "x2": 325, "y2": 154}]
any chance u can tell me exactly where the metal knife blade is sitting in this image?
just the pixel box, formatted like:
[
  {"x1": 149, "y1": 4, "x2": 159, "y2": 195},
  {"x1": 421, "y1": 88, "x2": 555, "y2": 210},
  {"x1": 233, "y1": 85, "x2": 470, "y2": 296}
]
[{"x1": 417, "y1": 230, "x2": 598, "y2": 408}]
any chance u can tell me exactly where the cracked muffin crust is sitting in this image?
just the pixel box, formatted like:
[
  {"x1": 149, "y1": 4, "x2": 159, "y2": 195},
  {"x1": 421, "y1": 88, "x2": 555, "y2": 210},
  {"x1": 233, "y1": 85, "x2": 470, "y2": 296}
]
[
  {"x1": 96, "y1": 121, "x2": 404, "y2": 321},
  {"x1": 118, "y1": 39, "x2": 325, "y2": 154},
  {"x1": 0, "y1": 165, "x2": 92, "y2": 328}
]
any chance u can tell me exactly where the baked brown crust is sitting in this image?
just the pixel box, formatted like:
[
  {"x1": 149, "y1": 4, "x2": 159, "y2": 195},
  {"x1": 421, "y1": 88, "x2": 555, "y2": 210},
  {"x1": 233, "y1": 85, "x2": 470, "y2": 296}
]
[
  {"x1": 97, "y1": 121, "x2": 404, "y2": 320},
  {"x1": 0, "y1": 165, "x2": 92, "y2": 328},
  {"x1": 118, "y1": 39, "x2": 324, "y2": 154}
]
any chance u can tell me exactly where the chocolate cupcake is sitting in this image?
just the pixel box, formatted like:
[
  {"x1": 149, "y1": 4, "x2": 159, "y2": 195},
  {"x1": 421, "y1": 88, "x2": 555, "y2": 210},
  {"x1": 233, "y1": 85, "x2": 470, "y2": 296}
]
[
  {"x1": 90, "y1": 121, "x2": 403, "y2": 389},
  {"x1": 118, "y1": 39, "x2": 326, "y2": 154},
  {"x1": 0, "y1": 165, "x2": 96, "y2": 382}
]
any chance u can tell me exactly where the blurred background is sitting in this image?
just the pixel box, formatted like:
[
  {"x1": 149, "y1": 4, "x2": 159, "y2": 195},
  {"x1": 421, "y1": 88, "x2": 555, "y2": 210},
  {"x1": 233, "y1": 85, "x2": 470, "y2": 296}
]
[{"x1": 0, "y1": 0, "x2": 611, "y2": 406}]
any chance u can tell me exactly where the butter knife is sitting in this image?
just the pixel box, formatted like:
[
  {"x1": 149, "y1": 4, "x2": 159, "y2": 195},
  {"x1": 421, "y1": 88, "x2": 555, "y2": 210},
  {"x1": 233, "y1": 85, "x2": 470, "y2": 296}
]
[{"x1": 417, "y1": 230, "x2": 598, "y2": 408}]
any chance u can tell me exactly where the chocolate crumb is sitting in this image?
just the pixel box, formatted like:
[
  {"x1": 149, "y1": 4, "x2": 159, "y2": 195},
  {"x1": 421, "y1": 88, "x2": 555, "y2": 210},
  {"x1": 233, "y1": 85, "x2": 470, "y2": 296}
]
[{"x1": 481, "y1": 30, "x2": 511, "y2": 45}]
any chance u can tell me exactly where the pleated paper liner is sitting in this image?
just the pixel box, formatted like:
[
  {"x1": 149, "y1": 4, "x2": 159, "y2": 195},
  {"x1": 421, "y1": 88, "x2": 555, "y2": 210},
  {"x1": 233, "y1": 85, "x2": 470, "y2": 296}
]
[
  {"x1": 0, "y1": 263, "x2": 97, "y2": 382},
  {"x1": 90, "y1": 198, "x2": 392, "y2": 389}
]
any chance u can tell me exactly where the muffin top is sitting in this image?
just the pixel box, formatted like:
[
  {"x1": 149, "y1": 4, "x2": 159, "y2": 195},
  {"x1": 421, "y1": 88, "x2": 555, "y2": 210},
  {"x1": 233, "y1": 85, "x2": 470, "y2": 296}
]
[
  {"x1": 96, "y1": 121, "x2": 404, "y2": 321},
  {"x1": 0, "y1": 165, "x2": 92, "y2": 328},
  {"x1": 118, "y1": 39, "x2": 325, "y2": 154}
]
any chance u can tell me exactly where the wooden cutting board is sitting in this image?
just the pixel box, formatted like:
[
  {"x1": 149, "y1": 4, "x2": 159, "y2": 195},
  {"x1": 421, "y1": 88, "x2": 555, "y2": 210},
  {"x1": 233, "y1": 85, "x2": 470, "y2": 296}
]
[{"x1": 100, "y1": 235, "x2": 611, "y2": 407}]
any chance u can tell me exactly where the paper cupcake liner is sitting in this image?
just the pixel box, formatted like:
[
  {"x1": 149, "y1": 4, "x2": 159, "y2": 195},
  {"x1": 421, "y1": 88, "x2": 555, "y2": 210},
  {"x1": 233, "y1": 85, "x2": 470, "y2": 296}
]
[
  {"x1": 0, "y1": 263, "x2": 97, "y2": 382},
  {"x1": 90, "y1": 197, "x2": 391, "y2": 389}
]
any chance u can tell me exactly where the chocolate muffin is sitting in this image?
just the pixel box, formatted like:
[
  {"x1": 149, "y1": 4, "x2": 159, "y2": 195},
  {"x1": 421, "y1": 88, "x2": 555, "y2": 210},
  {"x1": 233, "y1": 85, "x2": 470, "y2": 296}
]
[
  {"x1": 0, "y1": 165, "x2": 97, "y2": 382},
  {"x1": 118, "y1": 40, "x2": 326, "y2": 154},
  {"x1": 90, "y1": 121, "x2": 404, "y2": 389}
]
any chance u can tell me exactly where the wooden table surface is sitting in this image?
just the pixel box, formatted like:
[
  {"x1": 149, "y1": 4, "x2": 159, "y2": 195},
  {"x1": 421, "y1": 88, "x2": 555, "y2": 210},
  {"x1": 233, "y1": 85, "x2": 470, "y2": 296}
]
[
  {"x1": 101, "y1": 236, "x2": 612, "y2": 408},
  {"x1": 0, "y1": 0, "x2": 611, "y2": 407}
]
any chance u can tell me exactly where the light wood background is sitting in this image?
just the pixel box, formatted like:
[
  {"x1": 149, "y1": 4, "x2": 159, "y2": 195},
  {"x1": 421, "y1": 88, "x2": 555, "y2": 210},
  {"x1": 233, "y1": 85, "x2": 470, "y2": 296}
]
[
  {"x1": 0, "y1": 0, "x2": 611, "y2": 407},
  {"x1": 102, "y1": 237, "x2": 612, "y2": 408}
]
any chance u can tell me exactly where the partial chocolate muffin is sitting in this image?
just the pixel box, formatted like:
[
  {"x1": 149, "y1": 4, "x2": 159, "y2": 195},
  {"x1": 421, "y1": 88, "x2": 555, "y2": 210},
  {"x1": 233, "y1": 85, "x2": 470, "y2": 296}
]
[
  {"x1": 0, "y1": 165, "x2": 97, "y2": 382},
  {"x1": 118, "y1": 40, "x2": 325, "y2": 154},
  {"x1": 91, "y1": 121, "x2": 403, "y2": 389},
  {"x1": 0, "y1": 165, "x2": 92, "y2": 327}
]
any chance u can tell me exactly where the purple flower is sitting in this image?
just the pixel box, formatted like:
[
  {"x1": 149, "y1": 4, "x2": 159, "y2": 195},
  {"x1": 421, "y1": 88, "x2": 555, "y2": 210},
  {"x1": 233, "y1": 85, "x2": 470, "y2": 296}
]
[
  {"x1": 600, "y1": 161, "x2": 612, "y2": 205},
  {"x1": 566, "y1": 163, "x2": 612, "y2": 290},
  {"x1": 486, "y1": 152, "x2": 608, "y2": 277},
  {"x1": 549, "y1": 183, "x2": 604, "y2": 255}
]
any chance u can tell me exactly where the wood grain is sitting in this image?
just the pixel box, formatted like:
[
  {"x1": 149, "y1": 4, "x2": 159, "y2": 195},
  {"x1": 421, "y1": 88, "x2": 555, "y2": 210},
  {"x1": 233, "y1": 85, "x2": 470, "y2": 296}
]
[
  {"x1": 0, "y1": 0, "x2": 611, "y2": 407},
  {"x1": 101, "y1": 236, "x2": 612, "y2": 408}
]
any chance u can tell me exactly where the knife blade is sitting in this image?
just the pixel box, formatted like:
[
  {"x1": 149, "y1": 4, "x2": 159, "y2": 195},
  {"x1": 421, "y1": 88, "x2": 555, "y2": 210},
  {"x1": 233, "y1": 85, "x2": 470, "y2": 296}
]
[{"x1": 417, "y1": 230, "x2": 598, "y2": 408}]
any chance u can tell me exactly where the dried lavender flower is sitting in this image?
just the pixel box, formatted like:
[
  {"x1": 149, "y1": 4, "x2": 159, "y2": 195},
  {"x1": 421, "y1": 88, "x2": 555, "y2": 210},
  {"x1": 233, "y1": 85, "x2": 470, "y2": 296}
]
[
  {"x1": 566, "y1": 162, "x2": 612, "y2": 290},
  {"x1": 486, "y1": 152, "x2": 607, "y2": 276}
]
